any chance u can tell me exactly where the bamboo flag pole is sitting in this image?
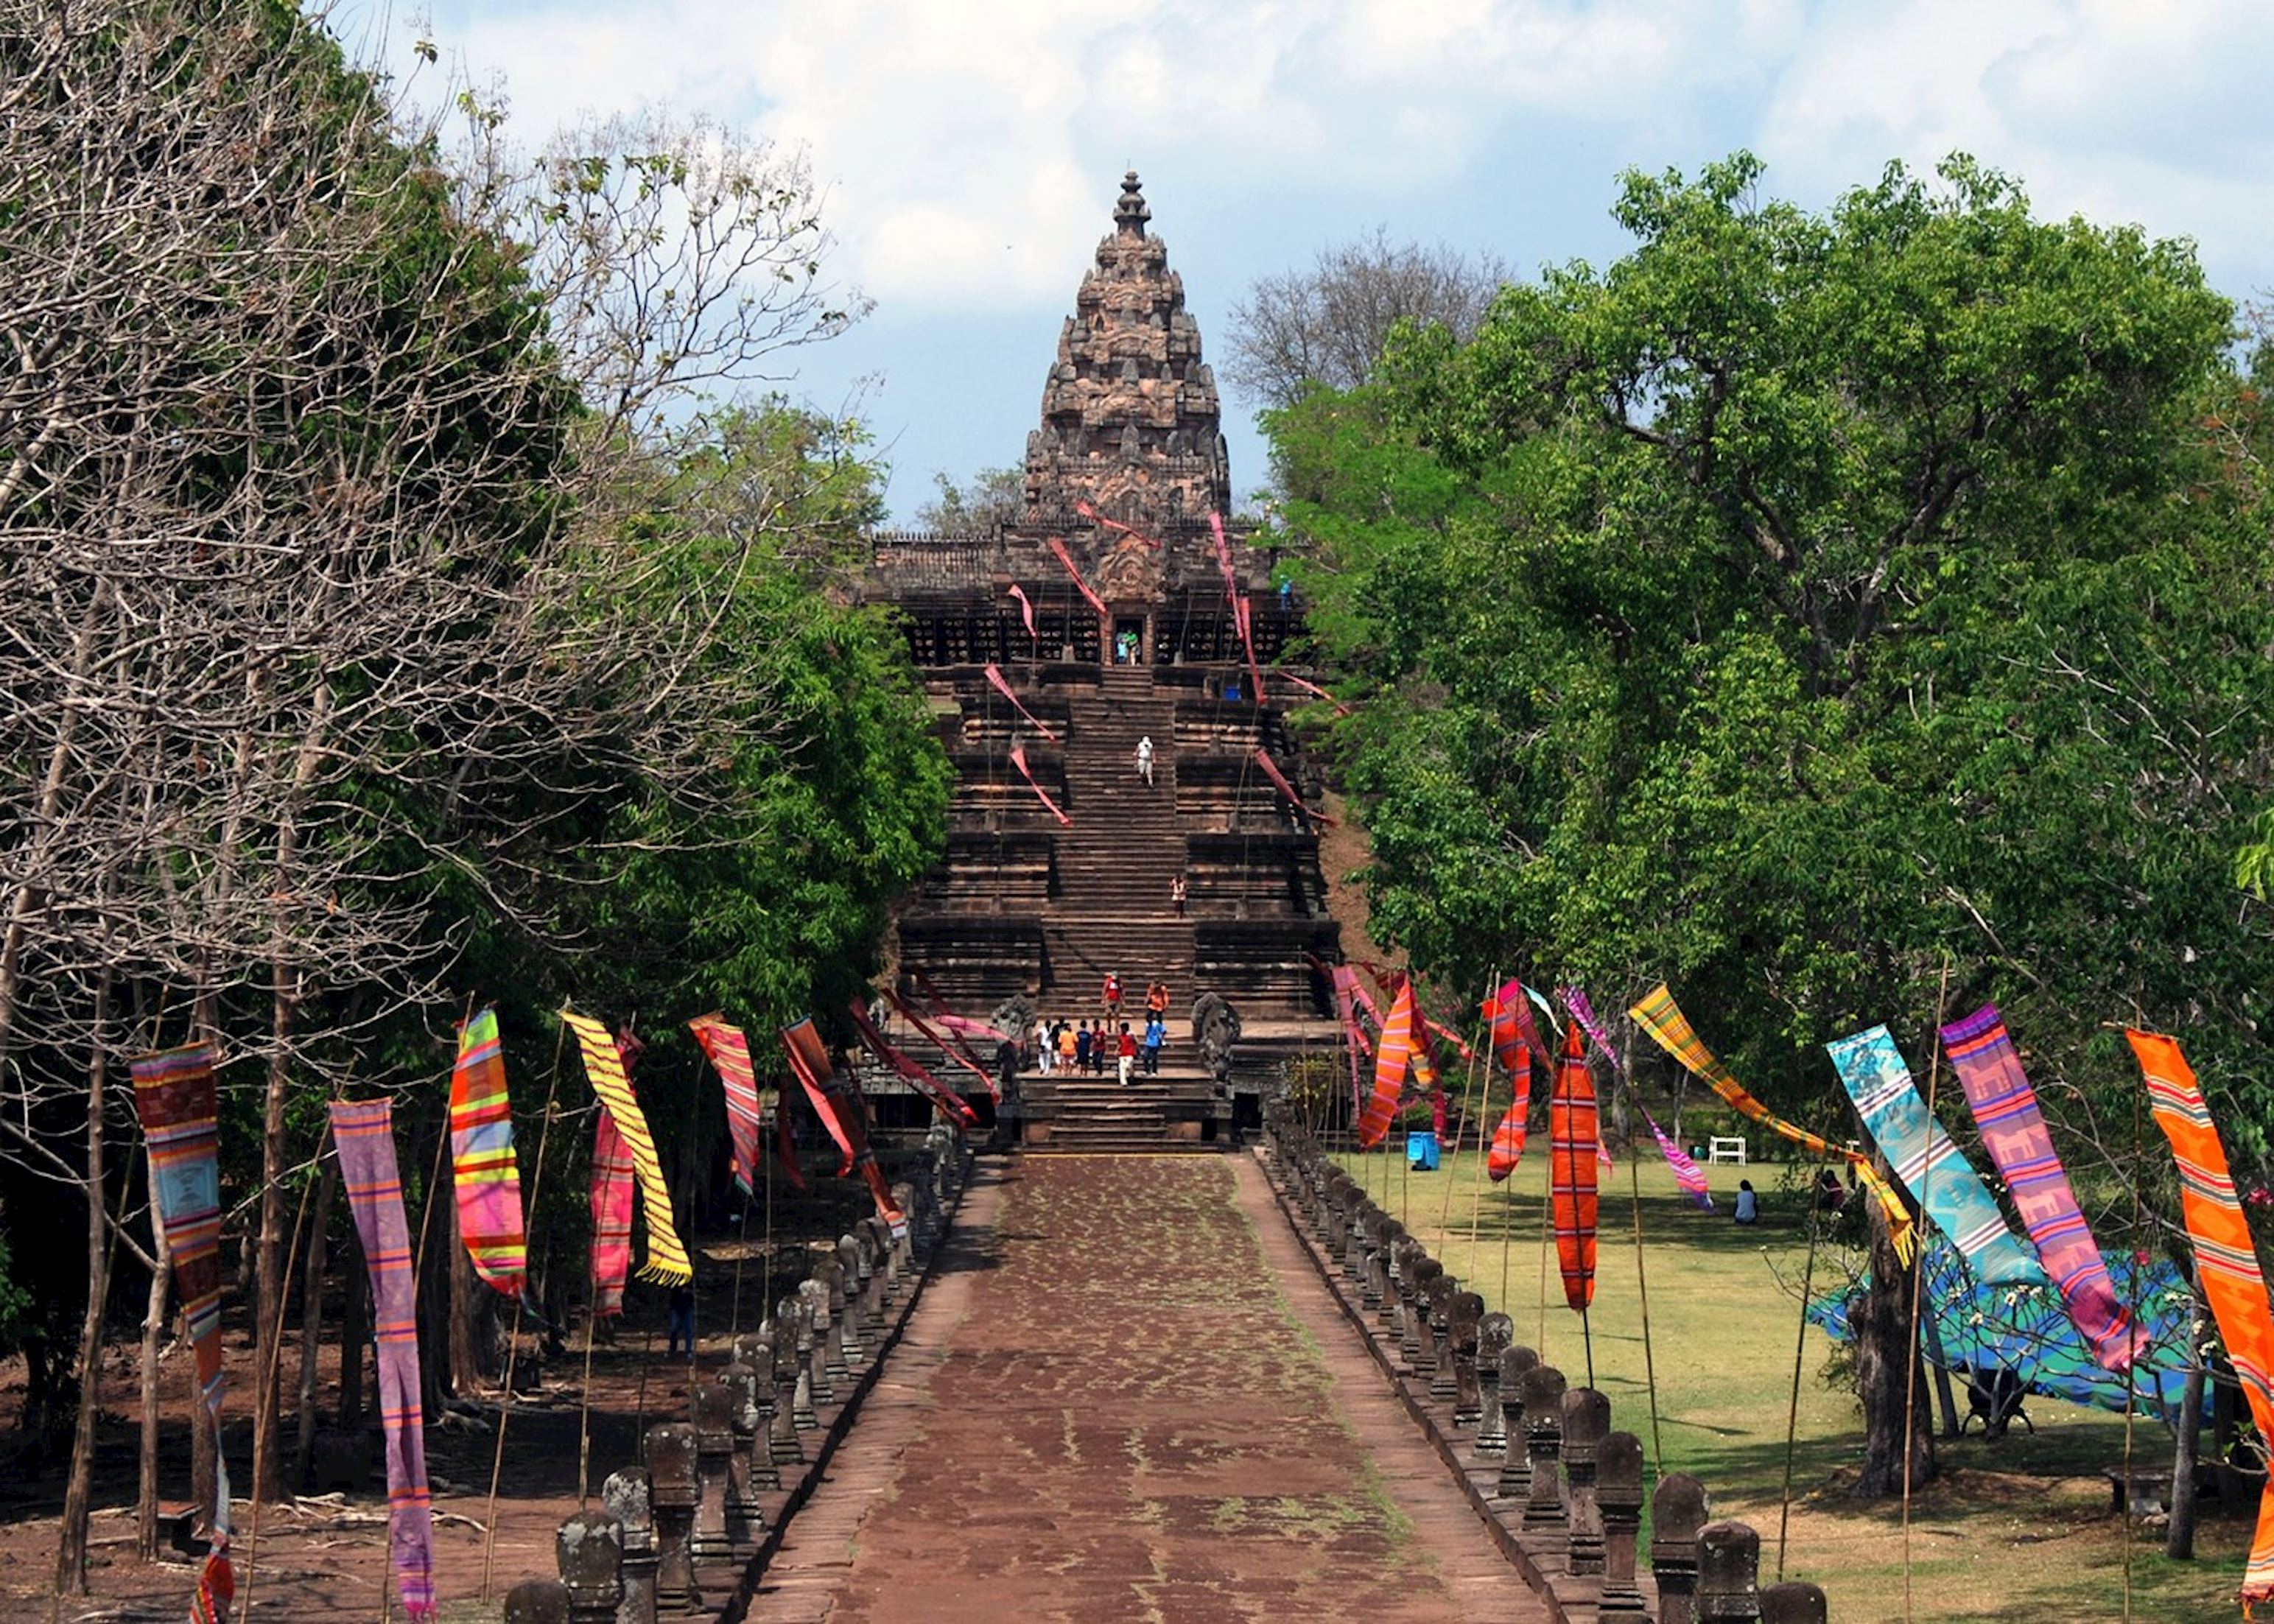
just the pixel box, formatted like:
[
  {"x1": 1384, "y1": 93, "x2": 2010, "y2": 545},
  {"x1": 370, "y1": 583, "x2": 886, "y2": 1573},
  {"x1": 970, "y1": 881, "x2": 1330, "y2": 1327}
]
[
  {"x1": 1441, "y1": 1025, "x2": 1484, "y2": 1234},
  {"x1": 480, "y1": 1016, "x2": 570, "y2": 1603},
  {"x1": 1901, "y1": 957, "x2": 1952, "y2": 1620},
  {"x1": 1776, "y1": 1202, "x2": 1824, "y2": 1581},
  {"x1": 235, "y1": 1156, "x2": 317, "y2": 1618},
  {"x1": 1626, "y1": 1140, "x2": 1665, "y2": 1476}
]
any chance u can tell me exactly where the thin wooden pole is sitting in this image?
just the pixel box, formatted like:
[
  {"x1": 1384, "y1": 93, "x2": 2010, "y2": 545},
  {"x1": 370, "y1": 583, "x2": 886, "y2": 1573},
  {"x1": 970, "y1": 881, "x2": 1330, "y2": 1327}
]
[
  {"x1": 1627, "y1": 1143, "x2": 1664, "y2": 1476},
  {"x1": 2122, "y1": 1079, "x2": 2144, "y2": 1623},
  {"x1": 1776, "y1": 1202, "x2": 1823, "y2": 1581},
  {"x1": 480, "y1": 1016, "x2": 570, "y2": 1603},
  {"x1": 1902, "y1": 957, "x2": 1952, "y2": 1621},
  {"x1": 1441, "y1": 1028, "x2": 1483, "y2": 1234},
  {"x1": 235, "y1": 1159, "x2": 317, "y2": 1617}
]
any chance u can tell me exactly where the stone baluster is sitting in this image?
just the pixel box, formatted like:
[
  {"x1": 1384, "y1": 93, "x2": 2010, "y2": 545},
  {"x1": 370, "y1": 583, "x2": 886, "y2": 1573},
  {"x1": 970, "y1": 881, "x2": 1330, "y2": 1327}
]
[
  {"x1": 1561, "y1": 1388, "x2": 1610, "y2": 1577},
  {"x1": 718, "y1": 1360, "x2": 765, "y2": 1552},
  {"x1": 1496, "y1": 1345, "x2": 1541, "y2": 1499},
  {"x1": 1422, "y1": 1273, "x2": 1456, "y2": 1394},
  {"x1": 687, "y1": 1381, "x2": 737, "y2": 1564},
  {"x1": 858, "y1": 1220, "x2": 889, "y2": 1337},
  {"x1": 1518, "y1": 1363, "x2": 1569, "y2": 1541},
  {"x1": 1341, "y1": 1190, "x2": 1368, "y2": 1283},
  {"x1": 740, "y1": 1339, "x2": 780, "y2": 1491},
  {"x1": 602, "y1": 1468, "x2": 658, "y2": 1624},
  {"x1": 1598, "y1": 1430, "x2": 1649, "y2": 1618},
  {"x1": 1475, "y1": 1313, "x2": 1513, "y2": 1455},
  {"x1": 556, "y1": 1508, "x2": 625, "y2": 1624},
  {"x1": 1696, "y1": 1520, "x2": 1761, "y2": 1622},
  {"x1": 791, "y1": 1289, "x2": 824, "y2": 1420},
  {"x1": 642, "y1": 1422, "x2": 702, "y2": 1616},
  {"x1": 795, "y1": 1276, "x2": 834, "y2": 1402},
  {"x1": 1359, "y1": 1214, "x2": 1389, "y2": 1310},
  {"x1": 1403, "y1": 1255, "x2": 1442, "y2": 1370},
  {"x1": 835, "y1": 1235, "x2": 867, "y2": 1365},
  {"x1": 770, "y1": 1315, "x2": 807, "y2": 1463},
  {"x1": 1759, "y1": 1581, "x2": 1827, "y2": 1623},
  {"x1": 505, "y1": 1580, "x2": 569, "y2": 1624},
  {"x1": 1650, "y1": 1472, "x2": 1710, "y2": 1624},
  {"x1": 815, "y1": 1256, "x2": 850, "y2": 1381},
  {"x1": 1449, "y1": 1291, "x2": 1484, "y2": 1421}
]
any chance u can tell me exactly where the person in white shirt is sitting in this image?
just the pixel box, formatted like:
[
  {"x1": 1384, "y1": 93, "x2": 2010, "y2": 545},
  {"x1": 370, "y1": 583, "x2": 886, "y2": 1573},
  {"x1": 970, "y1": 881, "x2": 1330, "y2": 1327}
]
[{"x1": 1134, "y1": 735, "x2": 1154, "y2": 786}]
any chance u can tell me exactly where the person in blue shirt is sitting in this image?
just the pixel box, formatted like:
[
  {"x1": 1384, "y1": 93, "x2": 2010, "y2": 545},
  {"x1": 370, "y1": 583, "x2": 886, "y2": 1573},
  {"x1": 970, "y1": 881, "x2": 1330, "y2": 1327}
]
[
  {"x1": 1075, "y1": 1020, "x2": 1092, "y2": 1075},
  {"x1": 1143, "y1": 1013, "x2": 1165, "y2": 1075},
  {"x1": 1733, "y1": 1179, "x2": 1758, "y2": 1225}
]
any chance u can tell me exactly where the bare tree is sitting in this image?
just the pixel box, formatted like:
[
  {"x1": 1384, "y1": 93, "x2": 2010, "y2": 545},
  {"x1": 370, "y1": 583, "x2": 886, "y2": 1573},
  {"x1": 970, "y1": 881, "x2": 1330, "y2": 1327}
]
[{"x1": 1221, "y1": 227, "x2": 1508, "y2": 409}]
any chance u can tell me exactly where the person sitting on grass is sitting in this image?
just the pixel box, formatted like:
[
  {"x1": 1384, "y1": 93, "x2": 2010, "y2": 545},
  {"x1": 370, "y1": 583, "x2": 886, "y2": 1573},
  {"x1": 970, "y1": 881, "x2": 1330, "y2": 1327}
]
[{"x1": 1734, "y1": 1178, "x2": 1758, "y2": 1225}]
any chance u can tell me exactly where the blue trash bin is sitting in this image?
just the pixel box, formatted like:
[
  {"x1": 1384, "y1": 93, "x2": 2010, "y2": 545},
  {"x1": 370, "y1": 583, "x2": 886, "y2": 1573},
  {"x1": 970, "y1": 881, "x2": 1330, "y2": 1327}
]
[{"x1": 1407, "y1": 1130, "x2": 1440, "y2": 1171}]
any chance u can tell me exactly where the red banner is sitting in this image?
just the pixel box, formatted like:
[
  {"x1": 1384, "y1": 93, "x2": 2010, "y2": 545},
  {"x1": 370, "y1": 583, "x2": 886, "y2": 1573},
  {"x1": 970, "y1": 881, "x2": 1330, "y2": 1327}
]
[
  {"x1": 847, "y1": 998, "x2": 980, "y2": 1128},
  {"x1": 984, "y1": 662, "x2": 1059, "y2": 742},
  {"x1": 1487, "y1": 1040, "x2": 1531, "y2": 1183},
  {"x1": 780, "y1": 1017, "x2": 856, "y2": 1175},
  {"x1": 1253, "y1": 747, "x2": 1333, "y2": 827},
  {"x1": 1273, "y1": 667, "x2": 1352, "y2": 715},
  {"x1": 1551, "y1": 1024, "x2": 1599, "y2": 1311},
  {"x1": 1232, "y1": 595, "x2": 1269, "y2": 705},
  {"x1": 1207, "y1": 510, "x2": 1240, "y2": 602},
  {"x1": 1046, "y1": 535, "x2": 1109, "y2": 616},
  {"x1": 1078, "y1": 499, "x2": 1159, "y2": 548},
  {"x1": 885, "y1": 987, "x2": 1002, "y2": 1104},
  {"x1": 1008, "y1": 583, "x2": 1036, "y2": 640},
  {"x1": 1009, "y1": 740, "x2": 1073, "y2": 826},
  {"x1": 1355, "y1": 982, "x2": 1417, "y2": 1150}
]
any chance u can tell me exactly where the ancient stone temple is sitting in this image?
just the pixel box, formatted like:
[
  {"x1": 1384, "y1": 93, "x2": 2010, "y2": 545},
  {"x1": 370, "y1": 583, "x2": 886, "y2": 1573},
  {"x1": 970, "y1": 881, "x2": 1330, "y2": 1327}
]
[{"x1": 861, "y1": 172, "x2": 1341, "y2": 1146}]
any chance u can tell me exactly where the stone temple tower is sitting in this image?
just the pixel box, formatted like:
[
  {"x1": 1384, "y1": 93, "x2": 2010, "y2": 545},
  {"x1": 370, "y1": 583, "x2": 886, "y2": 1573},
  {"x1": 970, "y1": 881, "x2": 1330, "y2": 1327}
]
[{"x1": 1022, "y1": 172, "x2": 1232, "y2": 532}]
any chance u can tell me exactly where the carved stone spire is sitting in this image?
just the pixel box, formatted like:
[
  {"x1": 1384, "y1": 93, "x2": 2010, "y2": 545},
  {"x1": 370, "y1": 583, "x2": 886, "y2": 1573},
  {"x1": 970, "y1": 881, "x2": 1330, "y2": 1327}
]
[{"x1": 1022, "y1": 171, "x2": 1231, "y2": 531}]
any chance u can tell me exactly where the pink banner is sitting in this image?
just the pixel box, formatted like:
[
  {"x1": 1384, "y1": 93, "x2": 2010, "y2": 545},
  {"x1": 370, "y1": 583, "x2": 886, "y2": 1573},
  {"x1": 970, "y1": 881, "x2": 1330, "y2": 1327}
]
[
  {"x1": 847, "y1": 999, "x2": 980, "y2": 1128},
  {"x1": 984, "y1": 662, "x2": 1059, "y2": 742},
  {"x1": 1273, "y1": 668, "x2": 1352, "y2": 716},
  {"x1": 1008, "y1": 740, "x2": 1072, "y2": 826},
  {"x1": 885, "y1": 988, "x2": 1003, "y2": 1103},
  {"x1": 1207, "y1": 511, "x2": 1240, "y2": 602},
  {"x1": 1008, "y1": 583, "x2": 1037, "y2": 640},
  {"x1": 1253, "y1": 747, "x2": 1333, "y2": 826},
  {"x1": 1078, "y1": 499, "x2": 1159, "y2": 548},
  {"x1": 1233, "y1": 596, "x2": 1269, "y2": 704},
  {"x1": 1046, "y1": 536, "x2": 1109, "y2": 616}
]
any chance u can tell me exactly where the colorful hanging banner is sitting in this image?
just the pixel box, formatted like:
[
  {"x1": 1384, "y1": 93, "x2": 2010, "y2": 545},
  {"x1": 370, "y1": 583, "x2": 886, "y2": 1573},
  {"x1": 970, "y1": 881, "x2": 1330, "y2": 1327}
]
[
  {"x1": 689, "y1": 1012, "x2": 763, "y2": 1198},
  {"x1": 448, "y1": 1010, "x2": 525, "y2": 1298},
  {"x1": 1045, "y1": 535, "x2": 1109, "y2": 616},
  {"x1": 1946, "y1": 1004, "x2": 2133, "y2": 1369},
  {"x1": 2133, "y1": 1029, "x2": 2274, "y2": 1610},
  {"x1": 1008, "y1": 739, "x2": 1073, "y2": 826},
  {"x1": 1493, "y1": 977, "x2": 1556, "y2": 1074},
  {"x1": 1252, "y1": 746, "x2": 1328, "y2": 826},
  {"x1": 1207, "y1": 511, "x2": 1241, "y2": 603},
  {"x1": 1077, "y1": 498, "x2": 1160, "y2": 549},
  {"x1": 1330, "y1": 963, "x2": 1372, "y2": 1114},
  {"x1": 130, "y1": 1041, "x2": 234, "y2": 1563},
  {"x1": 984, "y1": 662, "x2": 1059, "y2": 743},
  {"x1": 589, "y1": 1108, "x2": 636, "y2": 1318},
  {"x1": 1487, "y1": 1037, "x2": 1531, "y2": 1183},
  {"x1": 1551, "y1": 1025, "x2": 1599, "y2": 1310},
  {"x1": 885, "y1": 985, "x2": 1003, "y2": 1105},
  {"x1": 564, "y1": 1013, "x2": 692, "y2": 1286},
  {"x1": 1561, "y1": 985, "x2": 1710, "y2": 1208},
  {"x1": 773, "y1": 1103, "x2": 809, "y2": 1194},
  {"x1": 330, "y1": 1098, "x2": 437, "y2": 1620},
  {"x1": 1828, "y1": 1024, "x2": 2043, "y2": 1287},
  {"x1": 1355, "y1": 981, "x2": 1417, "y2": 1149},
  {"x1": 781, "y1": 1016, "x2": 908, "y2": 1238},
  {"x1": 1629, "y1": 984, "x2": 1916, "y2": 1264},
  {"x1": 847, "y1": 998, "x2": 980, "y2": 1128},
  {"x1": 1008, "y1": 583, "x2": 1037, "y2": 640}
]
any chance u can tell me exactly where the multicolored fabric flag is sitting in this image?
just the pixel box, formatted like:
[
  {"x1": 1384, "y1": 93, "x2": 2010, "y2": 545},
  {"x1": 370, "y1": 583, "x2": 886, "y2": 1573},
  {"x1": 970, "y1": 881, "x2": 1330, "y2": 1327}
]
[
  {"x1": 1551, "y1": 1025, "x2": 1599, "y2": 1311},
  {"x1": 1355, "y1": 981, "x2": 1417, "y2": 1150},
  {"x1": 847, "y1": 998, "x2": 980, "y2": 1128},
  {"x1": 1629, "y1": 983, "x2": 1917, "y2": 1264},
  {"x1": 1008, "y1": 740, "x2": 1073, "y2": 826},
  {"x1": 984, "y1": 662, "x2": 1059, "y2": 743},
  {"x1": 589, "y1": 1109, "x2": 636, "y2": 1317},
  {"x1": 1948, "y1": 1004, "x2": 2134, "y2": 1371},
  {"x1": 781, "y1": 1016, "x2": 908, "y2": 1238},
  {"x1": 689, "y1": 1012, "x2": 763, "y2": 1197},
  {"x1": 564, "y1": 1013, "x2": 692, "y2": 1287},
  {"x1": 1491, "y1": 977, "x2": 1554, "y2": 1074},
  {"x1": 1008, "y1": 583, "x2": 1037, "y2": 641},
  {"x1": 130, "y1": 1041, "x2": 234, "y2": 1583},
  {"x1": 1828, "y1": 1024, "x2": 2043, "y2": 1287},
  {"x1": 1561, "y1": 985, "x2": 1711, "y2": 1209},
  {"x1": 1254, "y1": 746, "x2": 1331, "y2": 827},
  {"x1": 190, "y1": 1546, "x2": 235, "y2": 1624},
  {"x1": 2133, "y1": 1029, "x2": 2274, "y2": 1610},
  {"x1": 448, "y1": 1010, "x2": 525, "y2": 1298},
  {"x1": 1487, "y1": 1038, "x2": 1531, "y2": 1183},
  {"x1": 330, "y1": 1099, "x2": 437, "y2": 1620},
  {"x1": 1045, "y1": 535, "x2": 1109, "y2": 616}
]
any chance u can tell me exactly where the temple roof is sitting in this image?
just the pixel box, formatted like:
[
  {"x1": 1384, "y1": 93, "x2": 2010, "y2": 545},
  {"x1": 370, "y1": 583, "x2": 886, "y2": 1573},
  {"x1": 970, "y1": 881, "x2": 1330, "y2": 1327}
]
[{"x1": 1022, "y1": 172, "x2": 1232, "y2": 530}]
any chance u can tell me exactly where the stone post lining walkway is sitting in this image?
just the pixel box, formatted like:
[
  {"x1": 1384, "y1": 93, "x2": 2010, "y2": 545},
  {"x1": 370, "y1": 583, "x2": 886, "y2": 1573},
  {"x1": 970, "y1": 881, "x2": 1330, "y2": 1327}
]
[{"x1": 743, "y1": 1153, "x2": 1547, "y2": 1623}]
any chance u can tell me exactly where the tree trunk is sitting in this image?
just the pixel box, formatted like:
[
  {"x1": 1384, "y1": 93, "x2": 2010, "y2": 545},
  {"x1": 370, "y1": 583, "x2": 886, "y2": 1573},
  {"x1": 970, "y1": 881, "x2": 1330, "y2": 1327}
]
[
  {"x1": 2169, "y1": 1291, "x2": 2208, "y2": 1559},
  {"x1": 337, "y1": 1218, "x2": 368, "y2": 1432},
  {"x1": 1852, "y1": 1189, "x2": 1934, "y2": 1498},
  {"x1": 137, "y1": 1226, "x2": 171, "y2": 1561},
  {"x1": 56, "y1": 969, "x2": 114, "y2": 1595},
  {"x1": 191, "y1": 1379, "x2": 217, "y2": 1539},
  {"x1": 291, "y1": 1150, "x2": 339, "y2": 1491}
]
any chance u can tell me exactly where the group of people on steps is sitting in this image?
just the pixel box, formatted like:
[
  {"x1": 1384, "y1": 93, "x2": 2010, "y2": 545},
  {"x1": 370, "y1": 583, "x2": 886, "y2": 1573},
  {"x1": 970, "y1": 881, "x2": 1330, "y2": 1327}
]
[{"x1": 1032, "y1": 972, "x2": 1172, "y2": 1083}]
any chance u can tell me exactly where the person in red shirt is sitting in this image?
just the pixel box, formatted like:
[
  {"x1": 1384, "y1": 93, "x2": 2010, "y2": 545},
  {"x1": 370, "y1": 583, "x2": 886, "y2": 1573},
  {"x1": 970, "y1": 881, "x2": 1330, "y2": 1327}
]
[
  {"x1": 1116, "y1": 1022, "x2": 1137, "y2": 1086},
  {"x1": 1103, "y1": 972, "x2": 1122, "y2": 1020}
]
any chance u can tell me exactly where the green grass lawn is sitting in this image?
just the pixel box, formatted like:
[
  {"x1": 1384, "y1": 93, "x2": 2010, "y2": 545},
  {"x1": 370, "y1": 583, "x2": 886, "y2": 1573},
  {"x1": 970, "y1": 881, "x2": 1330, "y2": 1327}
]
[{"x1": 1328, "y1": 1144, "x2": 2250, "y2": 1623}]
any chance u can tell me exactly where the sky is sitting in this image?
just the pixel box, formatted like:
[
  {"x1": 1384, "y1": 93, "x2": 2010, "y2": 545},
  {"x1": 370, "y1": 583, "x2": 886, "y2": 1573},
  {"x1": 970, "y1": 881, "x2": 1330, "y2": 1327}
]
[{"x1": 344, "y1": 0, "x2": 2274, "y2": 523}]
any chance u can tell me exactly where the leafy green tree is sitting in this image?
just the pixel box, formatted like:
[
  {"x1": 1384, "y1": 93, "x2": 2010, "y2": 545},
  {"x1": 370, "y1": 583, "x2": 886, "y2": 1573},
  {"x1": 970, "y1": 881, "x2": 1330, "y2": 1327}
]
[{"x1": 1271, "y1": 152, "x2": 2274, "y2": 1495}]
